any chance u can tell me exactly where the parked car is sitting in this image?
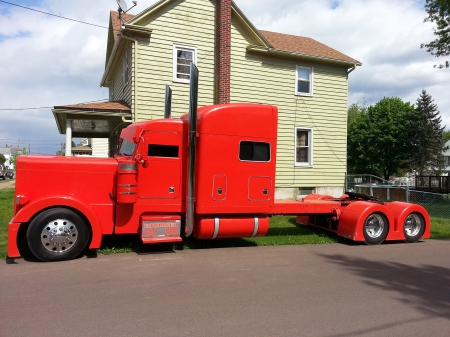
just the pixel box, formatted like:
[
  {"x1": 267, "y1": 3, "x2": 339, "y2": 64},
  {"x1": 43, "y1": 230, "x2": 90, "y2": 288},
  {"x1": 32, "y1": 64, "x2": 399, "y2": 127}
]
[{"x1": 0, "y1": 165, "x2": 14, "y2": 179}]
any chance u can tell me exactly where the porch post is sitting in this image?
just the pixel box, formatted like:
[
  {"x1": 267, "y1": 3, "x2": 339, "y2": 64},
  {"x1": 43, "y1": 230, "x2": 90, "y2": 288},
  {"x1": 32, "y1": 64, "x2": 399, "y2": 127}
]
[{"x1": 65, "y1": 119, "x2": 72, "y2": 156}]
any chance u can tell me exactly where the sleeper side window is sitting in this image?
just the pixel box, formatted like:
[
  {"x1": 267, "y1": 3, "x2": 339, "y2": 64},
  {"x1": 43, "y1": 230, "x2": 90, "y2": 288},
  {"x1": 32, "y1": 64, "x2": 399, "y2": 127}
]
[{"x1": 239, "y1": 141, "x2": 270, "y2": 162}]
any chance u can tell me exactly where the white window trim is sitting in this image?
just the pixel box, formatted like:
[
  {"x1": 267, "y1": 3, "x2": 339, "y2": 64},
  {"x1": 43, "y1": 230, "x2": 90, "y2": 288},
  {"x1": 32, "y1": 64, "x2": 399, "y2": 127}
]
[
  {"x1": 295, "y1": 65, "x2": 313, "y2": 97},
  {"x1": 173, "y1": 44, "x2": 197, "y2": 84},
  {"x1": 294, "y1": 127, "x2": 313, "y2": 167}
]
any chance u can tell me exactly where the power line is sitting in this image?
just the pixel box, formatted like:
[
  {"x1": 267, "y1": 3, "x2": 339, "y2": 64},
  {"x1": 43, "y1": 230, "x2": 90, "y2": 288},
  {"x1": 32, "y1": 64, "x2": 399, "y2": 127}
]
[
  {"x1": 0, "y1": 0, "x2": 111, "y2": 30},
  {"x1": 0, "y1": 99, "x2": 110, "y2": 111}
]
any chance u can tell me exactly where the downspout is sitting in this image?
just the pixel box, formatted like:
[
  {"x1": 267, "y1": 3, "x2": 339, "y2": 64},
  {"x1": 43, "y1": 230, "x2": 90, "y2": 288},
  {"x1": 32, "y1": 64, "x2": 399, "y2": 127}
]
[
  {"x1": 119, "y1": 33, "x2": 138, "y2": 123},
  {"x1": 347, "y1": 65, "x2": 356, "y2": 74}
]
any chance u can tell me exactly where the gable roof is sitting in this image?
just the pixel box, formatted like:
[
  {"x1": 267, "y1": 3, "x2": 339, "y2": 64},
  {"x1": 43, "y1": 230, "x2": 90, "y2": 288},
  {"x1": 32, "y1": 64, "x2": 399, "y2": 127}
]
[{"x1": 108, "y1": 8, "x2": 359, "y2": 66}]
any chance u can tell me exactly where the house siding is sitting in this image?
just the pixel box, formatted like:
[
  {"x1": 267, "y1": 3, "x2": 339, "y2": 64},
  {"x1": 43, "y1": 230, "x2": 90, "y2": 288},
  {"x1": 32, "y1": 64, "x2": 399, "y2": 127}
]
[
  {"x1": 91, "y1": 138, "x2": 109, "y2": 157},
  {"x1": 229, "y1": 20, "x2": 348, "y2": 191},
  {"x1": 109, "y1": 42, "x2": 133, "y2": 109},
  {"x1": 132, "y1": 0, "x2": 216, "y2": 121}
]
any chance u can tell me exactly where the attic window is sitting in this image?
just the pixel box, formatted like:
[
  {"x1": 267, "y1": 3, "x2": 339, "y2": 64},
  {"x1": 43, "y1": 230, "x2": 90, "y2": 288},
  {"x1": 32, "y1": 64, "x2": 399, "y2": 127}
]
[{"x1": 173, "y1": 45, "x2": 197, "y2": 83}]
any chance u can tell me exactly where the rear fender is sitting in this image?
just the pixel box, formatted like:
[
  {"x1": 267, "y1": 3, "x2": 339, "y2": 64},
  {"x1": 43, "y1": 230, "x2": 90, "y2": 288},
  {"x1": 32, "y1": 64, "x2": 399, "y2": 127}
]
[
  {"x1": 337, "y1": 201, "x2": 394, "y2": 241},
  {"x1": 384, "y1": 202, "x2": 431, "y2": 240},
  {"x1": 11, "y1": 196, "x2": 104, "y2": 249}
]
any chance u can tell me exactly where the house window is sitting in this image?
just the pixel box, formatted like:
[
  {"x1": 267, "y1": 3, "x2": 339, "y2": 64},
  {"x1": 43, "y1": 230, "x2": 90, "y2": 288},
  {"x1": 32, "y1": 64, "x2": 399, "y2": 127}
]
[
  {"x1": 445, "y1": 156, "x2": 450, "y2": 166},
  {"x1": 295, "y1": 127, "x2": 313, "y2": 166},
  {"x1": 122, "y1": 47, "x2": 130, "y2": 88},
  {"x1": 173, "y1": 45, "x2": 197, "y2": 83},
  {"x1": 239, "y1": 141, "x2": 270, "y2": 162},
  {"x1": 296, "y1": 66, "x2": 313, "y2": 96}
]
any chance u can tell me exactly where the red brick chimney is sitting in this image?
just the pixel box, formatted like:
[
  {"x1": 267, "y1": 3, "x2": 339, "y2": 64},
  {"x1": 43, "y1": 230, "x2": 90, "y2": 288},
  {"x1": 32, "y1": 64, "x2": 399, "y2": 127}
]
[{"x1": 216, "y1": 0, "x2": 231, "y2": 104}]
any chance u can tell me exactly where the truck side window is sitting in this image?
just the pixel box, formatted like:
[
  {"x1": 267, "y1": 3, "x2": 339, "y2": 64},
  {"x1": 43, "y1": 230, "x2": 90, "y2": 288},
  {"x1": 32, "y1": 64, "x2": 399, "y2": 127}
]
[
  {"x1": 239, "y1": 141, "x2": 270, "y2": 162},
  {"x1": 148, "y1": 144, "x2": 179, "y2": 158}
]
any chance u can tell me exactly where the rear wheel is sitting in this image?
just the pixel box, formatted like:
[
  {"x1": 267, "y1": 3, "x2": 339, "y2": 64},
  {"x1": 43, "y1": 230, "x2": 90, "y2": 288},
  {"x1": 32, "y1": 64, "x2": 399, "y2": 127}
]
[
  {"x1": 403, "y1": 213, "x2": 425, "y2": 243},
  {"x1": 27, "y1": 208, "x2": 89, "y2": 262},
  {"x1": 363, "y1": 212, "x2": 388, "y2": 245}
]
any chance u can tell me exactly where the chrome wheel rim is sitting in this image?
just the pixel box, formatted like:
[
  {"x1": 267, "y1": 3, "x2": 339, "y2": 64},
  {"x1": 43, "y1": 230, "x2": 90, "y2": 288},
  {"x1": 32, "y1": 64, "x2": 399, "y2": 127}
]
[
  {"x1": 404, "y1": 214, "x2": 422, "y2": 237},
  {"x1": 41, "y1": 219, "x2": 78, "y2": 253},
  {"x1": 364, "y1": 214, "x2": 385, "y2": 238}
]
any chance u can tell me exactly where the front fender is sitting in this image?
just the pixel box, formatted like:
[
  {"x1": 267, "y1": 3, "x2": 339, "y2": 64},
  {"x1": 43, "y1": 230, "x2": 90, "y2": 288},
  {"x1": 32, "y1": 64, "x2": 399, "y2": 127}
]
[
  {"x1": 337, "y1": 201, "x2": 394, "y2": 241},
  {"x1": 12, "y1": 196, "x2": 104, "y2": 249}
]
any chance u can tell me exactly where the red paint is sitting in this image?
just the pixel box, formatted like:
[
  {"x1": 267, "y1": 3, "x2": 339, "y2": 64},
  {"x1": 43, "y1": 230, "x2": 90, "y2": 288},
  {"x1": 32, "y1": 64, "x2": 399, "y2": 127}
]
[
  {"x1": 7, "y1": 103, "x2": 431, "y2": 260},
  {"x1": 384, "y1": 202, "x2": 431, "y2": 240},
  {"x1": 195, "y1": 215, "x2": 269, "y2": 239}
]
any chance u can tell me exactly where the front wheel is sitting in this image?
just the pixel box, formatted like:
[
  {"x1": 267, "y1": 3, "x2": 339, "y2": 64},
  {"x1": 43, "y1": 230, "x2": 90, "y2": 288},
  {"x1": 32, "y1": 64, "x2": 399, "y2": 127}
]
[
  {"x1": 27, "y1": 208, "x2": 90, "y2": 262},
  {"x1": 403, "y1": 213, "x2": 425, "y2": 243},
  {"x1": 363, "y1": 212, "x2": 388, "y2": 245}
]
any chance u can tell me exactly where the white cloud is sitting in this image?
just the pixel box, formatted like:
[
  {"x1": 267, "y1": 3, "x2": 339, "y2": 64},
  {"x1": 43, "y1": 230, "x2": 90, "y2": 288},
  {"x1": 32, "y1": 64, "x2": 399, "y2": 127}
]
[{"x1": 0, "y1": 0, "x2": 448, "y2": 155}]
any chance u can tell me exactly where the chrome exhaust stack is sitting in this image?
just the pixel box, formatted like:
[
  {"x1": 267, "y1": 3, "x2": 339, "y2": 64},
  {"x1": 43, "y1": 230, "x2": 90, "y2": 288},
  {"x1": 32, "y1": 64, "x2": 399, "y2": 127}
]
[
  {"x1": 164, "y1": 84, "x2": 172, "y2": 118},
  {"x1": 185, "y1": 63, "x2": 199, "y2": 237}
]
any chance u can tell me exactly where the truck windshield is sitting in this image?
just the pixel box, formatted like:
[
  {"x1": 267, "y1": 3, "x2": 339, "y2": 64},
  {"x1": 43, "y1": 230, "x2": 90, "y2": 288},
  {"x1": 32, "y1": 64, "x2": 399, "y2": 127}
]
[{"x1": 119, "y1": 139, "x2": 136, "y2": 156}]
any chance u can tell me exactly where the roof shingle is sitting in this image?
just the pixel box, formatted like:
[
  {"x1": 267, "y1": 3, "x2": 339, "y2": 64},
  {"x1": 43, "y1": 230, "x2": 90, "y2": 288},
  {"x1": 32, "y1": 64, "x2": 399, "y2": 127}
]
[
  {"x1": 109, "y1": 10, "x2": 358, "y2": 64},
  {"x1": 54, "y1": 101, "x2": 131, "y2": 112},
  {"x1": 110, "y1": 10, "x2": 135, "y2": 41},
  {"x1": 259, "y1": 30, "x2": 359, "y2": 64}
]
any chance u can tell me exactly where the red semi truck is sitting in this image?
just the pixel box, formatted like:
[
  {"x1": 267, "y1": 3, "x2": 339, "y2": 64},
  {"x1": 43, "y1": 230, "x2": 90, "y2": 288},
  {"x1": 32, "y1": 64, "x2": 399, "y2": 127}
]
[{"x1": 7, "y1": 66, "x2": 430, "y2": 262}]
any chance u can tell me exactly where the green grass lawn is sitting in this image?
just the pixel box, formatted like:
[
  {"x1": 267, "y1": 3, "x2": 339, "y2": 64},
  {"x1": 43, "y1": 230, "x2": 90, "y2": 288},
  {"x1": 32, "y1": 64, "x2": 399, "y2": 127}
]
[
  {"x1": 1, "y1": 186, "x2": 449, "y2": 259},
  {"x1": 0, "y1": 188, "x2": 14, "y2": 259}
]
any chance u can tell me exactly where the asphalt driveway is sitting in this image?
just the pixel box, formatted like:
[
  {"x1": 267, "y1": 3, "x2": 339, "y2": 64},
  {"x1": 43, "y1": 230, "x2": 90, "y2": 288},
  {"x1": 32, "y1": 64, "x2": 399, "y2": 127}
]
[{"x1": 1, "y1": 240, "x2": 449, "y2": 337}]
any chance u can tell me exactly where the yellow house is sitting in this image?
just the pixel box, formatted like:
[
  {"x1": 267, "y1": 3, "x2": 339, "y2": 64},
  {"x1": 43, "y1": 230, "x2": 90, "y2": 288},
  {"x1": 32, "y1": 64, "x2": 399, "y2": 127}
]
[{"x1": 53, "y1": 0, "x2": 361, "y2": 198}]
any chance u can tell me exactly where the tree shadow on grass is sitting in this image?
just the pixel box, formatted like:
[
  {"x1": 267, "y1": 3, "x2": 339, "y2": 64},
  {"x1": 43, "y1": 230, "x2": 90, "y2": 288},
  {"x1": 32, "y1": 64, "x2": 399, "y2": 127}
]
[{"x1": 316, "y1": 252, "x2": 450, "y2": 336}]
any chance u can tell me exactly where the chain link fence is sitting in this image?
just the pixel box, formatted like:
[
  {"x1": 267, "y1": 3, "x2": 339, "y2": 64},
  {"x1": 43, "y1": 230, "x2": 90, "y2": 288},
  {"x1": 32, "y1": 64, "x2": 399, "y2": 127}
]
[{"x1": 346, "y1": 175, "x2": 450, "y2": 220}]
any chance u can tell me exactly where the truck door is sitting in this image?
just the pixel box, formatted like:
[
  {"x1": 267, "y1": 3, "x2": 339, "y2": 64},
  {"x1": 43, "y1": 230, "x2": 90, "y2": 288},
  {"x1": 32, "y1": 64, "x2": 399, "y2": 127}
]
[{"x1": 138, "y1": 131, "x2": 182, "y2": 201}]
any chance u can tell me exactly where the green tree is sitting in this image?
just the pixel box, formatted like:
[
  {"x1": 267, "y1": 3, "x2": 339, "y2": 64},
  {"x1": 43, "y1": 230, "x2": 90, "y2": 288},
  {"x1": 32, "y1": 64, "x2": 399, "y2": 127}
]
[
  {"x1": 9, "y1": 152, "x2": 20, "y2": 168},
  {"x1": 347, "y1": 97, "x2": 416, "y2": 180},
  {"x1": 409, "y1": 90, "x2": 448, "y2": 175},
  {"x1": 443, "y1": 130, "x2": 450, "y2": 142},
  {"x1": 347, "y1": 100, "x2": 368, "y2": 126},
  {"x1": 0, "y1": 154, "x2": 5, "y2": 165},
  {"x1": 421, "y1": 0, "x2": 450, "y2": 68}
]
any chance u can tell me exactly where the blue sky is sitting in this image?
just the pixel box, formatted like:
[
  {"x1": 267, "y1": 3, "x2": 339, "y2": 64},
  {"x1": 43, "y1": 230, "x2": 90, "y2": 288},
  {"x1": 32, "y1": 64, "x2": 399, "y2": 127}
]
[{"x1": 0, "y1": 0, "x2": 448, "y2": 155}]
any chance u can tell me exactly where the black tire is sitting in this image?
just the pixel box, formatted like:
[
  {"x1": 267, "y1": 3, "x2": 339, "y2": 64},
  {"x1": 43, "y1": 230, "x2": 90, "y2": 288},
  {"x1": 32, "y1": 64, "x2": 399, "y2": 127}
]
[
  {"x1": 27, "y1": 208, "x2": 90, "y2": 262},
  {"x1": 403, "y1": 213, "x2": 425, "y2": 243},
  {"x1": 363, "y1": 212, "x2": 388, "y2": 245}
]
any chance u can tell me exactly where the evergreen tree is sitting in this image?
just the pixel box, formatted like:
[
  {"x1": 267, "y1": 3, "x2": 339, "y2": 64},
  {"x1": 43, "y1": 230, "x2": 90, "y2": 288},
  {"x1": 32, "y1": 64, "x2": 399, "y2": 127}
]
[{"x1": 409, "y1": 90, "x2": 448, "y2": 175}]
